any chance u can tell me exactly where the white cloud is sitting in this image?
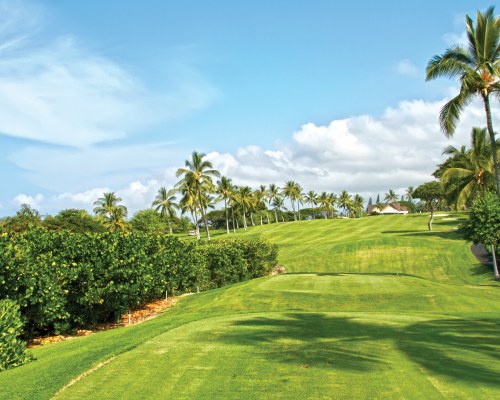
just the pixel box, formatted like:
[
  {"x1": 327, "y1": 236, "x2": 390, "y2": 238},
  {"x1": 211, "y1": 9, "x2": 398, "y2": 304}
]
[
  {"x1": 8, "y1": 97, "x2": 500, "y2": 216},
  {"x1": 13, "y1": 193, "x2": 44, "y2": 209},
  {"x1": 9, "y1": 141, "x2": 183, "y2": 192},
  {"x1": 395, "y1": 59, "x2": 419, "y2": 77},
  {"x1": 209, "y1": 97, "x2": 499, "y2": 197},
  {"x1": 442, "y1": 30, "x2": 468, "y2": 46},
  {"x1": 0, "y1": 1, "x2": 216, "y2": 147}
]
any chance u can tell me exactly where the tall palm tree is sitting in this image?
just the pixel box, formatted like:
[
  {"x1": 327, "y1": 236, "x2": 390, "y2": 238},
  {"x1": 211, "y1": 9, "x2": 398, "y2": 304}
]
[
  {"x1": 439, "y1": 127, "x2": 498, "y2": 208},
  {"x1": 282, "y1": 180, "x2": 300, "y2": 221},
  {"x1": 385, "y1": 189, "x2": 399, "y2": 204},
  {"x1": 268, "y1": 183, "x2": 280, "y2": 223},
  {"x1": 353, "y1": 194, "x2": 364, "y2": 218},
  {"x1": 406, "y1": 186, "x2": 414, "y2": 203},
  {"x1": 236, "y1": 186, "x2": 254, "y2": 230},
  {"x1": 318, "y1": 192, "x2": 331, "y2": 219},
  {"x1": 304, "y1": 190, "x2": 319, "y2": 219},
  {"x1": 152, "y1": 187, "x2": 178, "y2": 234},
  {"x1": 271, "y1": 196, "x2": 286, "y2": 222},
  {"x1": 216, "y1": 176, "x2": 233, "y2": 234},
  {"x1": 228, "y1": 184, "x2": 239, "y2": 233},
  {"x1": 294, "y1": 183, "x2": 304, "y2": 221},
  {"x1": 426, "y1": 6, "x2": 500, "y2": 195},
  {"x1": 105, "y1": 206, "x2": 129, "y2": 232},
  {"x1": 178, "y1": 183, "x2": 200, "y2": 239},
  {"x1": 93, "y1": 192, "x2": 128, "y2": 231},
  {"x1": 338, "y1": 190, "x2": 352, "y2": 217},
  {"x1": 253, "y1": 186, "x2": 268, "y2": 225},
  {"x1": 176, "y1": 152, "x2": 220, "y2": 240}
]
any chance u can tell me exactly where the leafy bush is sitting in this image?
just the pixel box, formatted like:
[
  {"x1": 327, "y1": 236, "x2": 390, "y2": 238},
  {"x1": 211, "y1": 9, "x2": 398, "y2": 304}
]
[
  {"x1": 0, "y1": 300, "x2": 32, "y2": 371},
  {"x1": 0, "y1": 230, "x2": 278, "y2": 336}
]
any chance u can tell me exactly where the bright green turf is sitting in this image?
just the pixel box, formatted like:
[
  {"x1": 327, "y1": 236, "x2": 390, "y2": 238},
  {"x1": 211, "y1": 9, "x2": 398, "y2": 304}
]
[{"x1": 1, "y1": 213, "x2": 499, "y2": 399}]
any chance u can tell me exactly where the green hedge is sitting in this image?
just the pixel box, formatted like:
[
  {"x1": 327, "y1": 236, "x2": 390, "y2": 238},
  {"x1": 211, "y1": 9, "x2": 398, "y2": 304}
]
[
  {"x1": 0, "y1": 300, "x2": 32, "y2": 371},
  {"x1": 0, "y1": 230, "x2": 278, "y2": 337}
]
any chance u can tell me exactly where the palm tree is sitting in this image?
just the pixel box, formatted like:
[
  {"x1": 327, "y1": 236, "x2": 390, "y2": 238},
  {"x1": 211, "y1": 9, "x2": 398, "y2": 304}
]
[
  {"x1": 304, "y1": 190, "x2": 319, "y2": 219},
  {"x1": 439, "y1": 127, "x2": 498, "y2": 208},
  {"x1": 294, "y1": 183, "x2": 304, "y2": 221},
  {"x1": 268, "y1": 183, "x2": 280, "y2": 223},
  {"x1": 152, "y1": 187, "x2": 178, "y2": 234},
  {"x1": 253, "y1": 185, "x2": 268, "y2": 225},
  {"x1": 216, "y1": 176, "x2": 233, "y2": 234},
  {"x1": 178, "y1": 184, "x2": 200, "y2": 239},
  {"x1": 271, "y1": 196, "x2": 286, "y2": 222},
  {"x1": 426, "y1": 6, "x2": 500, "y2": 196},
  {"x1": 318, "y1": 192, "x2": 331, "y2": 219},
  {"x1": 338, "y1": 190, "x2": 352, "y2": 217},
  {"x1": 406, "y1": 186, "x2": 414, "y2": 203},
  {"x1": 228, "y1": 185, "x2": 239, "y2": 232},
  {"x1": 236, "y1": 186, "x2": 254, "y2": 230},
  {"x1": 385, "y1": 189, "x2": 398, "y2": 204},
  {"x1": 176, "y1": 152, "x2": 220, "y2": 240},
  {"x1": 105, "y1": 206, "x2": 129, "y2": 232},
  {"x1": 328, "y1": 193, "x2": 338, "y2": 218},
  {"x1": 93, "y1": 192, "x2": 128, "y2": 231},
  {"x1": 353, "y1": 194, "x2": 364, "y2": 218},
  {"x1": 282, "y1": 181, "x2": 300, "y2": 221}
]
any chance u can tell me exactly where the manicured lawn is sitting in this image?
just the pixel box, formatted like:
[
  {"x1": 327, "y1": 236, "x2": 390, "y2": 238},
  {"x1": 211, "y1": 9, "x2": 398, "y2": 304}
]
[{"x1": 1, "y1": 213, "x2": 499, "y2": 399}]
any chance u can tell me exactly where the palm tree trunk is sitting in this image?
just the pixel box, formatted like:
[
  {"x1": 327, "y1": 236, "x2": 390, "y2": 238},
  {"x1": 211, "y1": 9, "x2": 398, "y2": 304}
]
[
  {"x1": 224, "y1": 199, "x2": 229, "y2": 234},
  {"x1": 274, "y1": 209, "x2": 278, "y2": 223},
  {"x1": 242, "y1": 206, "x2": 248, "y2": 230},
  {"x1": 260, "y1": 213, "x2": 263, "y2": 225},
  {"x1": 167, "y1": 218, "x2": 173, "y2": 235},
  {"x1": 197, "y1": 191, "x2": 210, "y2": 240},
  {"x1": 191, "y1": 209, "x2": 200, "y2": 240},
  {"x1": 483, "y1": 94, "x2": 500, "y2": 197},
  {"x1": 250, "y1": 213, "x2": 255, "y2": 226},
  {"x1": 491, "y1": 244, "x2": 499, "y2": 279},
  {"x1": 266, "y1": 212, "x2": 270, "y2": 224},
  {"x1": 297, "y1": 202, "x2": 301, "y2": 221},
  {"x1": 231, "y1": 206, "x2": 236, "y2": 233},
  {"x1": 291, "y1": 201, "x2": 296, "y2": 221}
]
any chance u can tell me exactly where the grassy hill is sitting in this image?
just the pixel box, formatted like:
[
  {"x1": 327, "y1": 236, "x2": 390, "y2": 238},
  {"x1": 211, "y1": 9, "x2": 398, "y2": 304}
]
[{"x1": 1, "y1": 213, "x2": 499, "y2": 399}]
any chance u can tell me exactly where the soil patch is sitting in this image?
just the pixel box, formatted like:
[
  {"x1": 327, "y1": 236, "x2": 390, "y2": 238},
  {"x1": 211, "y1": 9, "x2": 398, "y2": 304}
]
[
  {"x1": 28, "y1": 297, "x2": 177, "y2": 348},
  {"x1": 470, "y1": 243, "x2": 492, "y2": 266}
]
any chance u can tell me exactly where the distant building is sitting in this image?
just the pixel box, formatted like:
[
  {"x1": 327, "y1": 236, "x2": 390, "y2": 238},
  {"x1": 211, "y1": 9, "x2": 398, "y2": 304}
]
[{"x1": 367, "y1": 202, "x2": 409, "y2": 215}]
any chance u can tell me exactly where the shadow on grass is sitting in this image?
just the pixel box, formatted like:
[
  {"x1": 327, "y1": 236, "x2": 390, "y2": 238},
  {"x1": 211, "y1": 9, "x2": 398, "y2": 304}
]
[
  {"x1": 382, "y1": 230, "x2": 463, "y2": 241},
  {"x1": 217, "y1": 313, "x2": 500, "y2": 386}
]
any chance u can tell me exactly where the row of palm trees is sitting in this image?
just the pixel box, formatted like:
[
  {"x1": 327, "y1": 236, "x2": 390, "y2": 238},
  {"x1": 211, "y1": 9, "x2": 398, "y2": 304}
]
[{"x1": 92, "y1": 150, "x2": 414, "y2": 238}]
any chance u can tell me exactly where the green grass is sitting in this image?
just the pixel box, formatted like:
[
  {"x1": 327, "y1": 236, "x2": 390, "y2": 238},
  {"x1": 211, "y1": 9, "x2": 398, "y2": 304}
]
[{"x1": 1, "y1": 213, "x2": 499, "y2": 399}]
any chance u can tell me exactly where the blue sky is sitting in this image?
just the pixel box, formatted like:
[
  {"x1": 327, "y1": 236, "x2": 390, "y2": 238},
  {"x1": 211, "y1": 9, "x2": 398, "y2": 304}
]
[{"x1": 0, "y1": 0, "x2": 498, "y2": 216}]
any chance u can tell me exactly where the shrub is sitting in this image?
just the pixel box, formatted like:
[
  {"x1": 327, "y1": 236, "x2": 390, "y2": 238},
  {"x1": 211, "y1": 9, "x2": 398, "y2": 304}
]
[
  {"x1": 0, "y1": 300, "x2": 32, "y2": 371},
  {"x1": 0, "y1": 230, "x2": 278, "y2": 336}
]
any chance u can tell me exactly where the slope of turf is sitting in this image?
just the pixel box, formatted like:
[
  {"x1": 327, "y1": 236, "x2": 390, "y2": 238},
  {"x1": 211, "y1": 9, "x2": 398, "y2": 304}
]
[
  {"x1": 1, "y1": 213, "x2": 499, "y2": 399},
  {"x1": 231, "y1": 213, "x2": 490, "y2": 284}
]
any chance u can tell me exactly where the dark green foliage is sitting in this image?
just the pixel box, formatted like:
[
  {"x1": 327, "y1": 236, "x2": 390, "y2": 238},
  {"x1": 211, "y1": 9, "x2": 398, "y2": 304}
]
[
  {"x1": 460, "y1": 192, "x2": 500, "y2": 278},
  {"x1": 42, "y1": 209, "x2": 106, "y2": 234},
  {"x1": 461, "y1": 192, "x2": 500, "y2": 246},
  {"x1": 0, "y1": 230, "x2": 278, "y2": 336},
  {"x1": 0, "y1": 300, "x2": 32, "y2": 371},
  {"x1": 1, "y1": 204, "x2": 42, "y2": 233}
]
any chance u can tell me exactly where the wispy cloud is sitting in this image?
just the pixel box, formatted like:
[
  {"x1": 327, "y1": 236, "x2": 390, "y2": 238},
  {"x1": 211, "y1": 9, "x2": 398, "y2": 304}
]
[
  {"x1": 395, "y1": 59, "x2": 419, "y2": 77},
  {"x1": 9, "y1": 141, "x2": 183, "y2": 192},
  {"x1": 0, "y1": 1, "x2": 216, "y2": 147}
]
